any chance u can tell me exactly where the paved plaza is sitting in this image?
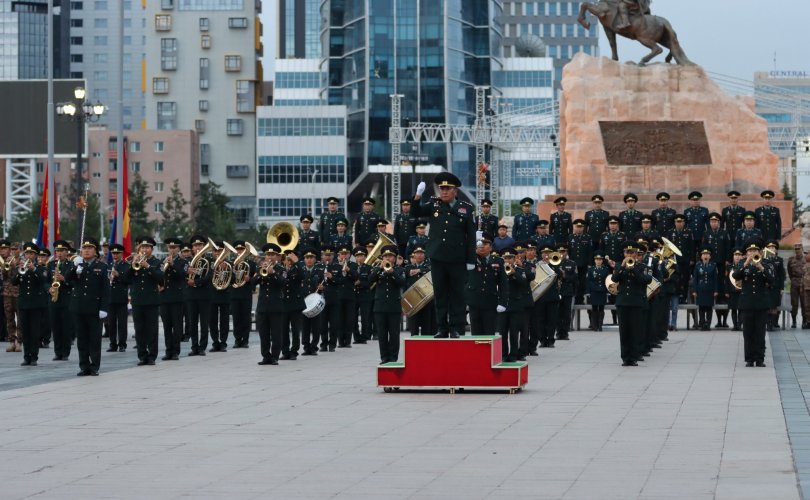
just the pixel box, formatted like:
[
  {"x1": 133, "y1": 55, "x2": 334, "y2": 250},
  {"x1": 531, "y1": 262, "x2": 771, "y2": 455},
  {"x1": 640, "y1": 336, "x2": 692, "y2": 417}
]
[{"x1": 0, "y1": 321, "x2": 804, "y2": 499}]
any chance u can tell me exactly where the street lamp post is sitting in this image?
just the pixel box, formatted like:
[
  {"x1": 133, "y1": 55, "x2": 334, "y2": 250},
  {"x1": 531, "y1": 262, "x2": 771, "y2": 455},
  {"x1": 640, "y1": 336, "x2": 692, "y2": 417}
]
[{"x1": 56, "y1": 86, "x2": 105, "y2": 245}]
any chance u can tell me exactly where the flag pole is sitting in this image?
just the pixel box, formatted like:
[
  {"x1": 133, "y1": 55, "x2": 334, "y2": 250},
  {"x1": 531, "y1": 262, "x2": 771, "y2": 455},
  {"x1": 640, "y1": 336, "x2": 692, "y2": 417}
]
[{"x1": 46, "y1": 0, "x2": 55, "y2": 247}]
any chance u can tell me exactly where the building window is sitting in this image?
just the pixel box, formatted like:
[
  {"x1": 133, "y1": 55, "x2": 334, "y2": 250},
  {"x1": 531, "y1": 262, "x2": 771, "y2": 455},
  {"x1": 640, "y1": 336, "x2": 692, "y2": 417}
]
[
  {"x1": 70, "y1": 37, "x2": 83, "y2": 45},
  {"x1": 155, "y1": 14, "x2": 172, "y2": 31},
  {"x1": 259, "y1": 198, "x2": 342, "y2": 218},
  {"x1": 195, "y1": 119, "x2": 206, "y2": 133},
  {"x1": 108, "y1": 159, "x2": 117, "y2": 170},
  {"x1": 201, "y1": 34, "x2": 211, "y2": 49},
  {"x1": 224, "y1": 55, "x2": 241, "y2": 72},
  {"x1": 152, "y1": 77, "x2": 169, "y2": 94},
  {"x1": 226, "y1": 165, "x2": 249, "y2": 178},
  {"x1": 92, "y1": 172, "x2": 101, "y2": 178},
  {"x1": 200, "y1": 144, "x2": 210, "y2": 176},
  {"x1": 236, "y1": 80, "x2": 255, "y2": 112},
  {"x1": 94, "y1": 0, "x2": 107, "y2": 9},
  {"x1": 154, "y1": 141, "x2": 165, "y2": 153},
  {"x1": 71, "y1": 19, "x2": 83, "y2": 27},
  {"x1": 258, "y1": 156, "x2": 346, "y2": 184},
  {"x1": 93, "y1": 18, "x2": 106, "y2": 28},
  {"x1": 199, "y1": 100, "x2": 209, "y2": 112},
  {"x1": 155, "y1": 182, "x2": 164, "y2": 193},
  {"x1": 154, "y1": 202, "x2": 164, "y2": 213},
  {"x1": 199, "y1": 17, "x2": 209, "y2": 31},
  {"x1": 94, "y1": 35, "x2": 108, "y2": 46},
  {"x1": 94, "y1": 53, "x2": 108, "y2": 64},
  {"x1": 154, "y1": 161, "x2": 164, "y2": 172},
  {"x1": 94, "y1": 71, "x2": 108, "y2": 81},
  {"x1": 161, "y1": 0, "x2": 174, "y2": 9},
  {"x1": 226, "y1": 119, "x2": 243, "y2": 136},
  {"x1": 70, "y1": 54, "x2": 83, "y2": 63},
  {"x1": 178, "y1": 0, "x2": 244, "y2": 10},
  {"x1": 275, "y1": 72, "x2": 320, "y2": 89},
  {"x1": 199, "y1": 58, "x2": 210, "y2": 90},
  {"x1": 36, "y1": 162, "x2": 44, "y2": 173},
  {"x1": 157, "y1": 102, "x2": 177, "y2": 130},
  {"x1": 228, "y1": 17, "x2": 248, "y2": 29},
  {"x1": 131, "y1": 161, "x2": 140, "y2": 172},
  {"x1": 160, "y1": 38, "x2": 178, "y2": 71},
  {"x1": 130, "y1": 141, "x2": 140, "y2": 152},
  {"x1": 71, "y1": 1, "x2": 83, "y2": 9},
  {"x1": 257, "y1": 117, "x2": 345, "y2": 137}
]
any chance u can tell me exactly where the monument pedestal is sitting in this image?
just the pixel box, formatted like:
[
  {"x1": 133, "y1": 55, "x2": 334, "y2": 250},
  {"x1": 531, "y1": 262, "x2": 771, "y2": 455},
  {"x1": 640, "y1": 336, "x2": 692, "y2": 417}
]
[{"x1": 542, "y1": 54, "x2": 791, "y2": 234}]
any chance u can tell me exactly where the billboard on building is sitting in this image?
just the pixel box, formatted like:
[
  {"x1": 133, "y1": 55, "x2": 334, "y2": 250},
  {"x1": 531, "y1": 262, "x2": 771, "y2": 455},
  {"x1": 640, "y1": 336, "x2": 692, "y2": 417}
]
[{"x1": 0, "y1": 80, "x2": 84, "y2": 156}]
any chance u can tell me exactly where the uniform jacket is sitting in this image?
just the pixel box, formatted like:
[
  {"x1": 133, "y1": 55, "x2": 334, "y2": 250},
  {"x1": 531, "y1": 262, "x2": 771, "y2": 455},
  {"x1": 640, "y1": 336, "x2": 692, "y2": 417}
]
[
  {"x1": 512, "y1": 212, "x2": 539, "y2": 242},
  {"x1": 296, "y1": 229, "x2": 320, "y2": 254},
  {"x1": 612, "y1": 263, "x2": 652, "y2": 307},
  {"x1": 64, "y1": 258, "x2": 111, "y2": 315},
  {"x1": 557, "y1": 258, "x2": 578, "y2": 297},
  {"x1": 394, "y1": 213, "x2": 418, "y2": 247},
  {"x1": 353, "y1": 211, "x2": 380, "y2": 246},
  {"x1": 354, "y1": 263, "x2": 374, "y2": 302},
  {"x1": 732, "y1": 262, "x2": 775, "y2": 310},
  {"x1": 123, "y1": 256, "x2": 165, "y2": 307},
  {"x1": 12, "y1": 264, "x2": 49, "y2": 310},
  {"x1": 734, "y1": 227, "x2": 763, "y2": 250},
  {"x1": 585, "y1": 265, "x2": 610, "y2": 306},
  {"x1": 755, "y1": 205, "x2": 782, "y2": 242},
  {"x1": 184, "y1": 252, "x2": 213, "y2": 301},
  {"x1": 465, "y1": 254, "x2": 507, "y2": 309},
  {"x1": 619, "y1": 209, "x2": 642, "y2": 236},
  {"x1": 550, "y1": 211, "x2": 572, "y2": 243},
  {"x1": 370, "y1": 265, "x2": 406, "y2": 313},
  {"x1": 252, "y1": 263, "x2": 285, "y2": 313},
  {"x1": 411, "y1": 196, "x2": 476, "y2": 264},
  {"x1": 318, "y1": 210, "x2": 345, "y2": 244},
  {"x1": 46, "y1": 259, "x2": 74, "y2": 308},
  {"x1": 692, "y1": 261, "x2": 718, "y2": 306},
  {"x1": 405, "y1": 235, "x2": 429, "y2": 258},
  {"x1": 703, "y1": 229, "x2": 730, "y2": 265},
  {"x1": 600, "y1": 230, "x2": 627, "y2": 264},
  {"x1": 684, "y1": 206, "x2": 710, "y2": 241},
  {"x1": 651, "y1": 207, "x2": 676, "y2": 235},
  {"x1": 108, "y1": 259, "x2": 131, "y2": 305},
  {"x1": 504, "y1": 264, "x2": 530, "y2": 312},
  {"x1": 159, "y1": 255, "x2": 187, "y2": 304},
  {"x1": 722, "y1": 205, "x2": 747, "y2": 240},
  {"x1": 585, "y1": 209, "x2": 610, "y2": 244},
  {"x1": 475, "y1": 214, "x2": 499, "y2": 239},
  {"x1": 567, "y1": 233, "x2": 593, "y2": 268}
]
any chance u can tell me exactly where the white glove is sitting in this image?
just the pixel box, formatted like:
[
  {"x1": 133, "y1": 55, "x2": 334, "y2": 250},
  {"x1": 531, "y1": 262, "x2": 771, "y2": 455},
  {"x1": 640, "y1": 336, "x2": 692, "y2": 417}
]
[
  {"x1": 476, "y1": 230, "x2": 483, "y2": 241},
  {"x1": 76, "y1": 265, "x2": 83, "y2": 275},
  {"x1": 99, "y1": 311, "x2": 108, "y2": 319},
  {"x1": 466, "y1": 263, "x2": 475, "y2": 271},
  {"x1": 496, "y1": 305, "x2": 506, "y2": 313},
  {"x1": 73, "y1": 256, "x2": 84, "y2": 265},
  {"x1": 416, "y1": 181, "x2": 426, "y2": 197}
]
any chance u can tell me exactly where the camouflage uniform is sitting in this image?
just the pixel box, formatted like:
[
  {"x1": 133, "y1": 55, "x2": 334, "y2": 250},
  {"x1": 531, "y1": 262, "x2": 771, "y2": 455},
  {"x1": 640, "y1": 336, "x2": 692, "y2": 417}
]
[
  {"x1": 788, "y1": 254, "x2": 805, "y2": 326},
  {"x1": 2, "y1": 266, "x2": 19, "y2": 347}
]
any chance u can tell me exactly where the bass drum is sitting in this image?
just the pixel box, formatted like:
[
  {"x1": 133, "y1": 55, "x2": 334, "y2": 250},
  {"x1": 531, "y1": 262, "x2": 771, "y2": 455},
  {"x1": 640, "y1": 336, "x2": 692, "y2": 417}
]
[
  {"x1": 401, "y1": 272, "x2": 434, "y2": 317},
  {"x1": 531, "y1": 262, "x2": 557, "y2": 301},
  {"x1": 302, "y1": 293, "x2": 326, "y2": 318}
]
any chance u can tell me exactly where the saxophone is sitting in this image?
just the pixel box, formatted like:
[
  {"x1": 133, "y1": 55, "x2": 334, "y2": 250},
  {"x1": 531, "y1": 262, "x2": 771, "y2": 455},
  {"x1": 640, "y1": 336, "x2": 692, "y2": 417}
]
[{"x1": 49, "y1": 260, "x2": 62, "y2": 303}]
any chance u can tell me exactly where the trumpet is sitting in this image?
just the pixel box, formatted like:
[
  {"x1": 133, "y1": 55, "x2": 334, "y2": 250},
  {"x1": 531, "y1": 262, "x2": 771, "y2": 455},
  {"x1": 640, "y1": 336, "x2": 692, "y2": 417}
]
[
  {"x1": 622, "y1": 257, "x2": 635, "y2": 269},
  {"x1": 504, "y1": 262, "x2": 514, "y2": 276},
  {"x1": 382, "y1": 261, "x2": 393, "y2": 272},
  {"x1": 130, "y1": 251, "x2": 147, "y2": 271},
  {"x1": 3, "y1": 256, "x2": 16, "y2": 272},
  {"x1": 341, "y1": 257, "x2": 349, "y2": 274},
  {"x1": 17, "y1": 257, "x2": 31, "y2": 275},
  {"x1": 259, "y1": 260, "x2": 274, "y2": 277},
  {"x1": 751, "y1": 251, "x2": 762, "y2": 264},
  {"x1": 548, "y1": 252, "x2": 563, "y2": 266},
  {"x1": 162, "y1": 252, "x2": 175, "y2": 273}
]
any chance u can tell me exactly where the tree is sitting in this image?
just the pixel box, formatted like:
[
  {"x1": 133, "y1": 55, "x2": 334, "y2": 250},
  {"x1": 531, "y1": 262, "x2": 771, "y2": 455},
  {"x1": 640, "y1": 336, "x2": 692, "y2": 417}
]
[
  {"x1": 158, "y1": 179, "x2": 190, "y2": 241},
  {"x1": 193, "y1": 181, "x2": 236, "y2": 241},
  {"x1": 782, "y1": 181, "x2": 805, "y2": 224},
  {"x1": 236, "y1": 224, "x2": 269, "y2": 246},
  {"x1": 128, "y1": 172, "x2": 155, "y2": 241},
  {"x1": 7, "y1": 197, "x2": 42, "y2": 245}
]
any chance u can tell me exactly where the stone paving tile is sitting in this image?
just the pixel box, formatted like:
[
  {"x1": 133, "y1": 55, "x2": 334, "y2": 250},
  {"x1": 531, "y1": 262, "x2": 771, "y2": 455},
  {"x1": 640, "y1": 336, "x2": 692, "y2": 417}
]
[{"x1": 0, "y1": 324, "x2": 800, "y2": 499}]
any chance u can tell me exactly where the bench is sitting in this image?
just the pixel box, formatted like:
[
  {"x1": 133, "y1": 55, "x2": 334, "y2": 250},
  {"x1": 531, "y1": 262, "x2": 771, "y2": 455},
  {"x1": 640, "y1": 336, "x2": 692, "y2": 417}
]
[{"x1": 571, "y1": 302, "x2": 791, "y2": 331}]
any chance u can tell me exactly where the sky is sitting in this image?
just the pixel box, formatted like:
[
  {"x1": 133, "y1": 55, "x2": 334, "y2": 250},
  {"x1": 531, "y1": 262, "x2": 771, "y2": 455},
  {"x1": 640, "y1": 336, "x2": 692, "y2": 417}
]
[{"x1": 260, "y1": 0, "x2": 810, "y2": 83}]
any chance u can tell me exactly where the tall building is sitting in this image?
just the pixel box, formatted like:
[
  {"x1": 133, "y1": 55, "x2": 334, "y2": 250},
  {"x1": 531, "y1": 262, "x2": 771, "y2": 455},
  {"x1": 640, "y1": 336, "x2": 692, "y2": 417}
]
[
  {"x1": 144, "y1": 0, "x2": 263, "y2": 227},
  {"x1": 278, "y1": 0, "x2": 321, "y2": 59},
  {"x1": 68, "y1": 0, "x2": 146, "y2": 130},
  {"x1": 321, "y1": 0, "x2": 504, "y2": 207},
  {"x1": 500, "y1": 0, "x2": 599, "y2": 87},
  {"x1": 0, "y1": 0, "x2": 70, "y2": 80},
  {"x1": 754, "y1": 70, "x2": 810, "y2": 155},
  {"x1": 257, "y1": 58, "x2": 346, "y2": 225}
]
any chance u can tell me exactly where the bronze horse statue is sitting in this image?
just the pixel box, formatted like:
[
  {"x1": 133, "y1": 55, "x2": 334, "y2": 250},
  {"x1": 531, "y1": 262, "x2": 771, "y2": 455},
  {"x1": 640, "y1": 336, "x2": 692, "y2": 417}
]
[{"x1": 577, "y1": 0, "x2": 693, "y2": 66}]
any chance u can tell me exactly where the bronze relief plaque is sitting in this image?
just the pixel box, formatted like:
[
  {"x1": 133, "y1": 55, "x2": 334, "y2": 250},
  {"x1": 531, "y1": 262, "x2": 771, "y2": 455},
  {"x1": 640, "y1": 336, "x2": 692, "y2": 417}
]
[{"x1": 599, "y1": 121, "x2": 712, "y2": 166}]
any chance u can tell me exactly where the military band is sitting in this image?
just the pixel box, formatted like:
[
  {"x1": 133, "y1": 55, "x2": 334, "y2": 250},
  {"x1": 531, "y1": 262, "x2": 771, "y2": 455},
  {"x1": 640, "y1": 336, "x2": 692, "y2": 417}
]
[{"x1": 0, "y1": 188, "x2": 791, "y2": 375}]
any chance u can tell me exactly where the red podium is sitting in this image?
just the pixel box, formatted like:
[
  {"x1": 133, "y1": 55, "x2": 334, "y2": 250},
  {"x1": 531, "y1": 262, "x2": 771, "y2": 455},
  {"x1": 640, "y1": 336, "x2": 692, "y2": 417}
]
[{"x1": 377, "y1": 335, "x2": 528, "y2": 393}]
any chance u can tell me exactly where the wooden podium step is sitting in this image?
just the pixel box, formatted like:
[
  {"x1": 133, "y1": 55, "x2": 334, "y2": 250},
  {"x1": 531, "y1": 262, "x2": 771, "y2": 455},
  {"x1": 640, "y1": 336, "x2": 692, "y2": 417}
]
[{"x1": 377, "y1": 335, "x2": 528, "y2": 393}]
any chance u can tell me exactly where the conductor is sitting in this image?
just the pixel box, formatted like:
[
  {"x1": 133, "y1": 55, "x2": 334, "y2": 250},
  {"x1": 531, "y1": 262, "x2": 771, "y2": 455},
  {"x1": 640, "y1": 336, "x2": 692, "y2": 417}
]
[{"x1": 412, "y1": 172, "x2": 476, "y2": 338}]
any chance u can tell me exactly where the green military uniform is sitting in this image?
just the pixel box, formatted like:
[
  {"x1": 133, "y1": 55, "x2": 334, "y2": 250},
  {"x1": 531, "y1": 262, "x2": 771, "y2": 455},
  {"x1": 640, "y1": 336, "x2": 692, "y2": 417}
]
[
  {"x1": 613, "y1": 245, "x2": 652, "y2": 366},
  {"x1": 585, "y1": 199, "x2": 610, "y2": 249},
  {"x1": 297, "y1": 214, "x2": 321, "y2": 255},
  {"x1": 335, "y1": 255, "x2": 358, "y2": 348},
  {"x1": 513, "y1": 197, "x2": 539, "y2": 242},
  {"x1": 550, "y1": 197, "x2": 572, "y2": 244},
  {"x1": 208, "y1": 248, "x2": 232, "y2": 353},
  {"x1": 107, "y1": 252, "x2": 131, "y2": 352},
  {"x1": 13, "y1": 247, "x2": 48, "y2": 365},
  {"x1": 755, "y1": 207, "x2": 782, "y2": 242},
  {"x1": 185, "y1": 234, "x2": 213, "y2": 355},
  {"x1": 229, "y1": 244, "x2": 256, "y2": 348},
  {"x1": 394, "y1": 205, "x2": 418, "y2": 256},
  {"x1": 370, "y1": 247, "x2": 406, "y2": 363},
  {"x1": 475, "y1": 200, "x2": 499, "y2": 239},
  {"x1": 404, "y1": 256, "x2": 434, "y2": 336},
  {"x1": 410, "y1": 173, "x2": 476, "y2": 337},
  {"x1": 159, "y1": 244, "x2": 186, "y2": 360},
  {"x1": 47, "y1": 249, "x2": 75, "y2": 360},
  {"x1": 354, "y1": 198, "x2": 380, "y2": 246},
  {"x1": 723, "y1": 191, "x2": 746, "y2": 241},
  {"x1": 499, "y1": 250, "x2": 530, "y2": 362},
  {"x1": 299, "y1": 257, "x2": 325, "y2": 354},
  {"x1": 64, "y1": 240, "x2": 111, "y2": 376},
  {"x1": 465, "y1": 250, "x2": 507, "y2": 336},
  {"x1": 123, "y1": 240, "x2": 164, "y2": 365},
  {"x1": 567, "y1": 226, "x2": 593, "y2": 304},
  {"x1": 652, "y1": 192, "x2": 676, "y2": 235},
  {"x1": 732, "y1": 245, "x2": 774, "y2": 366},
  {"x1": 353, "y1": 253, "x2": 374, "y2": 342},
  {"x1": 318, "y1": 197, "x2": 345, "y2": 245},
  {"x1": 406, "y1": 233, "x2": 428, "y2": 258},
  {"x1": 253, "y1": 247, "x2": 285, "y2": 365},
  {"x1": 280, "y1": 258, "x2": 305, "y2": 359}
]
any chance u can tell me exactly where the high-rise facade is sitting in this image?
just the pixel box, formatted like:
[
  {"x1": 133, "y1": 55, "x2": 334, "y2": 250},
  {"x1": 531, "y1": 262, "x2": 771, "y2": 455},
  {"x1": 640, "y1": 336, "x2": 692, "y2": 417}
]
[
  {"x1": 0, "y1": 0, "x2": 70, "y2": 80},
  {"x1": 500, "y1": 0, "x2": 599, "y2": 87},
  {"x1": 144, "y1": 0, "x2": 263, "y2": 227},
  {"x1": 320, "y1": 0, "x2": 504, "y2": 205},
  {"x1": 278, "y1": 0, "x2": 321, "y2": 59},
  {"x1": 68, "y1": 0, "x2": 146, "y2": 130}
]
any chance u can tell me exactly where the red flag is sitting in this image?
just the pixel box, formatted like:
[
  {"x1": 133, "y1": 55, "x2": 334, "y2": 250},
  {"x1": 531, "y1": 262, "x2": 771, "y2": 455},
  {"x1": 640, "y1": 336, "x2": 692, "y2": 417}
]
[
  {"x1": 121, "y1": 144, "x2": 131, "y2": 257},
  {"x1": 36, "y1": 168, "x2": 48, "y2": 248}
]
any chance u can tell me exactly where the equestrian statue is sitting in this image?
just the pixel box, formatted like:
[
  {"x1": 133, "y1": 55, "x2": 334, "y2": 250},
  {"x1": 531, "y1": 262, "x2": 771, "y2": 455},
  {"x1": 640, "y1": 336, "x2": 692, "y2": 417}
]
[{"x1": 578, "y1": 0, "x2": 693, "y2": 66}]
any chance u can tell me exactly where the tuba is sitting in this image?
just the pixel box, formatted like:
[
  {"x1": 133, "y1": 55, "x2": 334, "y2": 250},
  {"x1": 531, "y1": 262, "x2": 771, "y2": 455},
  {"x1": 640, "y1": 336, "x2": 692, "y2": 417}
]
[
  {"x1": 266, "y1": 222, "x2": 299, "y2": 253},
  {"x1": 212, "y1": 241, "x2": 238, "y2": 290},
  {"x1": 188, "y1": 239, "x2": 213, "y2": 281},
  {"x1": 232, "y1": 242, "x2": 259, "y2": 288},
  {"x1": 366, "y1": 232, "x2": 397, "y2": 266}
]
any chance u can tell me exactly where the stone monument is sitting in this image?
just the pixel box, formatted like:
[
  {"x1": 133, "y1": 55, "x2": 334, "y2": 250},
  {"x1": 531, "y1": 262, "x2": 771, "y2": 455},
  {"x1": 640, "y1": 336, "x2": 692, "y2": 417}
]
[{"x1": 538, "y1": 53, "x2": 792, "y2": 231}]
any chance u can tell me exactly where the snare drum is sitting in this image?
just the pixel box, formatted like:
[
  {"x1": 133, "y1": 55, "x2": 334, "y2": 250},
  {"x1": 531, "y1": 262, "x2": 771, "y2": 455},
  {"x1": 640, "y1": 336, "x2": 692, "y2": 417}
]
[
  {"x1": 302, "y1": 292, "x2": 326, "y2": 318},
  {"x1": 401, "y1": 272, "x2": 434, "y2": 317}
]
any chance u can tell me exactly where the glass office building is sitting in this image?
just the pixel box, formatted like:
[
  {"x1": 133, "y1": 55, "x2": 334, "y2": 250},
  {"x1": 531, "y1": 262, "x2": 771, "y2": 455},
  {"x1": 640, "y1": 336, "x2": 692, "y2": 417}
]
[
  {"x1": 0, "y1": 0, "x2": 70, "y2": 80},
  {"x1": 500, "y1": 0, "x2": 599, "y2": 88},
  {"x1": 321, "y1": 0, "x2": 503, "y2": 201},
  {"x1": 279, "y1": 0, "x2": 321, "y2": 59}
]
